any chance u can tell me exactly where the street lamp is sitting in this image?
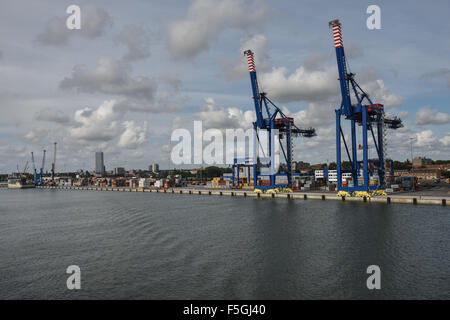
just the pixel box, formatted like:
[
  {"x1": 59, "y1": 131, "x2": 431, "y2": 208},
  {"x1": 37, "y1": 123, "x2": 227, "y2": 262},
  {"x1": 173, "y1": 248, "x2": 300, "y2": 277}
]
[
  {"x1": 410, "y1": 137, "x2": 416, "y2": 191},
  {"x1": 409, "y1": 137, "x2": 417, "y2": 171}
]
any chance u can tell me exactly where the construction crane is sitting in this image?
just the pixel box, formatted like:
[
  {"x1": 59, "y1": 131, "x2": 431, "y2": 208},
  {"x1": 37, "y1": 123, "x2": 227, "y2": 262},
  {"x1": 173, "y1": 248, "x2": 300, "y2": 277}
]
[
  {"x1": 244, "y1": 50, "x2": 316, "y2": 190},
  {"x1": 329, "y1": 19, "x2": 403, "y2": 192},
  {"x1": 51, "y1": 142, "x2": 57, "y2": 183},
  {"x1": 31, "y1": 152, "x2": 38, "y2": 185},
  {"x1": 39, "y1": 150, "x2": 46, "y2": 185}
]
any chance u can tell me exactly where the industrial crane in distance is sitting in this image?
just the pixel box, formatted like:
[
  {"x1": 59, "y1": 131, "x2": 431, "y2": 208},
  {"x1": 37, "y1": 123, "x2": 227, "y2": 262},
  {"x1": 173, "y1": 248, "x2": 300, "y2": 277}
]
[
  {"x1": 329, "y1": 19, "x2": 403, "y2": 193},
  {"x1": 244, "y1": 50, "x2": 316, "y2": 191}
]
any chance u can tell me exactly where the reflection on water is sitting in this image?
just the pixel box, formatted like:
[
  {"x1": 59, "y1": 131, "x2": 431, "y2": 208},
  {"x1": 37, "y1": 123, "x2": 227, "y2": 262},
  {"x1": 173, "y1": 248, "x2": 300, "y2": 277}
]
[{"x1": 0, "y1": 189, "x2": 449, "y2": 299}]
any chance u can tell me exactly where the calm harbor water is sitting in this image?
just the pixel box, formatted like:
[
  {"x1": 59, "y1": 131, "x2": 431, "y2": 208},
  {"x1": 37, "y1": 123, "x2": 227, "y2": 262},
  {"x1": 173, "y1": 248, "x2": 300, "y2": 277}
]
[{"x1": 0, "y1": 188, "x2": 449, "y2": 299}]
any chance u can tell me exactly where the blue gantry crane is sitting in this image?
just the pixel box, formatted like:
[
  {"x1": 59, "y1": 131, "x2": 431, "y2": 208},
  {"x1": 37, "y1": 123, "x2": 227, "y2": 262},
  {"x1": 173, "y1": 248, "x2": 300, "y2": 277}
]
[
  {"x1": 244, "y1": 50, "x2": 316, "y2": 190},
  {"x1": 329, "y1": 20, "x2": 403, "y2": 192}
]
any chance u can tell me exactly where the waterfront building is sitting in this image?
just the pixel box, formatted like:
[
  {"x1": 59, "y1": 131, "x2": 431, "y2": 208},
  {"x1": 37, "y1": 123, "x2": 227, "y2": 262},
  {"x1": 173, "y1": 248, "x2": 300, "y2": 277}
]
[
  {"x1": 413, "y1": 157, "x2": 433, "y2": 168},
  {"x1": 395, "y1": 168, "x2": 441, "y2": 180},
  {"x1": 113, "y1": 167, "x2": 125, "y2": 176}
]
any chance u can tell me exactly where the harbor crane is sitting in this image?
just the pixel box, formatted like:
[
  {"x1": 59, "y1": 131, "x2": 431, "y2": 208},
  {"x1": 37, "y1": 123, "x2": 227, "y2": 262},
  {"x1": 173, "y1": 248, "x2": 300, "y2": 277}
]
[
  {"x1": 329, "y1": 19, "x2": 403, "y2": 192},
  {"x1": 244, "y1": 50, "x2": 316, "y2": 190},
  {"x1": 31, "y1": 152, "x2": 38, "y2": 185},
  {"x1": 39, "y1": 149, "x2": 46, "y2": 185},
  {"x1": 51, "y1": 142, "x2": 57, "y2": 183}
]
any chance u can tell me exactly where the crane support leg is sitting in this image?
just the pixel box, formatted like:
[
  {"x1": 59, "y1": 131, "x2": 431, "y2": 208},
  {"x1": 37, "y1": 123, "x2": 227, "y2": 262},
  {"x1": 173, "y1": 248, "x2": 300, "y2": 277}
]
[
  {"x1": 253, "y1": 123, "x2": 258, "y2": 189},
  {"x1": 286, "y1": 121, "x2": 293, "y2": 188},
  {"x1": 269, "y1": 121, "x2": 275, "y2": 188},
  {"x1": 336, "y1": 110, "x2": 342, "y2": 190},
  {"x1": 377, "y1": 116, "x2": 385, "y2": 188},
  {"x1": 362, "y1": 108, "x2": 369, "y2": 188},
  {"x1": 351, "y1": 120, "x2": 358, "y2": 187}
]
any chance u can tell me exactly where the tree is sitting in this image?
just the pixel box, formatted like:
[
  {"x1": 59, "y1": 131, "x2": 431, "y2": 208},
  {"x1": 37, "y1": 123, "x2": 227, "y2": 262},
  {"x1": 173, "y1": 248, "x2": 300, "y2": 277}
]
[
  {"x1": 393, "y1": 161, "x2": 411, "y2": 170},
  {"x1": 442, "y1": 171, "x2": 450, "y2": 179},
  {"x1": 342, "y1": 161, "x2": 352, "y2": 171}
]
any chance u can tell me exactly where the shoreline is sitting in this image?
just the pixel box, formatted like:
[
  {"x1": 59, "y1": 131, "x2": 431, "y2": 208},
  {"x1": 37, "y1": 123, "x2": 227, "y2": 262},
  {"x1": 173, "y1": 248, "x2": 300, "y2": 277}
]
[{"x1": 35, "y1": 186, "x2": 449, "y2": 206}]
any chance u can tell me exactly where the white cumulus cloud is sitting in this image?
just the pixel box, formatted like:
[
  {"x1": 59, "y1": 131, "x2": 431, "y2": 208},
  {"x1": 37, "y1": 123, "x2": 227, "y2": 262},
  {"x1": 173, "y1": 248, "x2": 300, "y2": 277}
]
[
  {"x1": 260, "y1": 65, "x2": 339, "y2": 103},
  {"x1": 194, "y1": 98, "x2": 255, "y2": 129},
  {"x1": 219, "y1": 34, "x2": 271, "y2": 80},
  {"x1": 60, "y1": 57, "x2": 156, "y2": 101},
  {"x1": 117, "y1": 120, "x2": 148, "y2": 149},
  {"x1": 24, "y1": 128, "x2": 49, "y2": 143},
  {"x1": 439, "y1": 133, "x2": 450, "y2": 147},
  {"x1": 70, "y1": 100, "x2": 122, "y2": 142},
  {"x1": 415, "y1": 106, "x2": 450, "y2": 125},
  {"x1": 168, "y1": 0, "x2": 272, "y2": 59},
  {"x1": 36, "y1": 4, "x2": 113, "y2": 46},
  {"x1": 415, "y1": 130, "x2": 438, "y2": 147}
]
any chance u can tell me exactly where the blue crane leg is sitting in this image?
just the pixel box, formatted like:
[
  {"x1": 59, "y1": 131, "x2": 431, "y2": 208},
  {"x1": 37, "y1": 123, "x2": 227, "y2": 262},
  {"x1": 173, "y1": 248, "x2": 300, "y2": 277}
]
[
  {"x1": 253, "y1": 123, "x2": 258, "y2": 189},
  {"x1": 351, "y1": 120, "x2": 358, "y2": 187},
  {"x1": 336, "y1": 110, "x2": 342, "y2": 190},
  {"x1": 269, "y1": 121, "x2": 275, "y2": 189},
  {"x1": 377, "y1": 115, "x2": 385, "y2": 188},
  {"x1": 287, "y1": 123, "x2": 292, "y2": 188},
  {"x1": 362, "y1": 108, "x2": 369, "y2": 190}
]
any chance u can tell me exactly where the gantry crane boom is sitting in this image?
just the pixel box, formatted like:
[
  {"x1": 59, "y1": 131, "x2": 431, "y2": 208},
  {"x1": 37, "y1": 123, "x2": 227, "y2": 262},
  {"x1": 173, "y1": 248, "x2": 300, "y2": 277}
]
[
  {"x1": 330, "y1": 20, "x2": 352, "y2": 117},
  {"x1": 245, "y1": 50, "x2": 264, "y2": 129}
]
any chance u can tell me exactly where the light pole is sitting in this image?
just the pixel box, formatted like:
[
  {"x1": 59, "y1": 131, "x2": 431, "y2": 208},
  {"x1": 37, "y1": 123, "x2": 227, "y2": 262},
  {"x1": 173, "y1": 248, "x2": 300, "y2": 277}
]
[
  {"x1": 410, "y1": 137, "x2": 415, "y2": 191},
  {"x1": 410, "y1": 137, "x2": 415, "y2": 171}
]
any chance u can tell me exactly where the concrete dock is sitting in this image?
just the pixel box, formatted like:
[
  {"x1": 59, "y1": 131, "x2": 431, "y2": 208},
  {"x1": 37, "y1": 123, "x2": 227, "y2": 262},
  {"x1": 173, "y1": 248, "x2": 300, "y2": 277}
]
[{"x1": 37, "y1": 186, "x2": 449, "y2": 206}]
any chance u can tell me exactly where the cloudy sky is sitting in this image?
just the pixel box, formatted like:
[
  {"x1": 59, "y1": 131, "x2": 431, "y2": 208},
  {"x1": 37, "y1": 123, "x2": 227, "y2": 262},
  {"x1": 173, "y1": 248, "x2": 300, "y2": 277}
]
[{"x1": 0, "y1": 0, "x2": 449, "y2": 173}]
